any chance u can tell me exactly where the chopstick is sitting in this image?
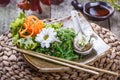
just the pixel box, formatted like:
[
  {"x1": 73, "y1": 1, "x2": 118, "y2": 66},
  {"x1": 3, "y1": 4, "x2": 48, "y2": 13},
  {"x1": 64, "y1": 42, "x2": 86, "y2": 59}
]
[
  {"x1": 3, "y1": 45, "x2": 119, "y2": 76},
  {"x1": 3, "y1": 45, "x2": 99, "y2": 75},
  {"x1": 5, "y1": 46, "x2": 99, "y2": 75}
]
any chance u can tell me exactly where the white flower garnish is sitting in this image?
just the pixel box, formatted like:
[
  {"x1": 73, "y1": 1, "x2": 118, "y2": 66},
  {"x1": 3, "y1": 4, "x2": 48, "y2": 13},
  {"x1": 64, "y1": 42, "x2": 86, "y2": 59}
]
[{"x1": 35, "y1": 28, "x2": 57, "y2": 48}]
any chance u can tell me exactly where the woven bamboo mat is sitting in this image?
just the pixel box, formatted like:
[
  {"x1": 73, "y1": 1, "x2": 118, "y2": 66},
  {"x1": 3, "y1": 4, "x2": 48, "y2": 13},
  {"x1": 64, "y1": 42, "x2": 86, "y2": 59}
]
[{"x1": 0, "y1": 23, "x2": 119, "y2": 80}]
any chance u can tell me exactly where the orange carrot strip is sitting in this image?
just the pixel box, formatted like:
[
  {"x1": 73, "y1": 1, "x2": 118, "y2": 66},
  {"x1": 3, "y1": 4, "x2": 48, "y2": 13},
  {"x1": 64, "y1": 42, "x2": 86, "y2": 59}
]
[{"x1": 19, "y1": 15, "x2": 44, "y2": 38}]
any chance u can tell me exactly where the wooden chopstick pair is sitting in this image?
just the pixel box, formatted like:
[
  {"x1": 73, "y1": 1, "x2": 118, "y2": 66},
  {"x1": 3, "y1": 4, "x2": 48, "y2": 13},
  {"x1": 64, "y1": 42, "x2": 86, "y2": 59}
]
[{"x1": 3, "y1": 45, "x2": 119, "y2": 76}]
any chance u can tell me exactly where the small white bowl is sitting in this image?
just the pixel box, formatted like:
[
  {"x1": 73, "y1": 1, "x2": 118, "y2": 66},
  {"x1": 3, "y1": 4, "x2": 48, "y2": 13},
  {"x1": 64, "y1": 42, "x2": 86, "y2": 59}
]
[
  {"x1": 73, "y1": 36, "x2": 93, "y2": 55},
  {"x1": 74, "y1": 45, "x2": 93, "y2": 55}
]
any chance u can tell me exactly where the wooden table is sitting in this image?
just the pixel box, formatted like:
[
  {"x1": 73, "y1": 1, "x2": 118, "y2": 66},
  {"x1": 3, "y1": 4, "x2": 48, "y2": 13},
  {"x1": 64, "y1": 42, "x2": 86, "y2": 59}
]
[{"x1": 51, "y1": 0, "x2": 120, "y2": 41}]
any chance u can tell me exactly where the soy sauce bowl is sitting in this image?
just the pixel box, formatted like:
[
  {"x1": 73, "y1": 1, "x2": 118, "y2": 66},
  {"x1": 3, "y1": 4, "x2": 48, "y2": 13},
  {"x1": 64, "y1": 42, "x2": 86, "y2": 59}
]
[{"x1": 83, "y1": 1, "x2": 115, "y2": 21}]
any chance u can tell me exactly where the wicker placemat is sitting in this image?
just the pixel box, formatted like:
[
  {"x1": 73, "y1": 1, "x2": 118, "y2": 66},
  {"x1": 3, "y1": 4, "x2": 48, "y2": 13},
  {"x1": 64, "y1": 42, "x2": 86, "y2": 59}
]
[{"x1": 0, "y1": 23, "x2": 119, "y2": 80}]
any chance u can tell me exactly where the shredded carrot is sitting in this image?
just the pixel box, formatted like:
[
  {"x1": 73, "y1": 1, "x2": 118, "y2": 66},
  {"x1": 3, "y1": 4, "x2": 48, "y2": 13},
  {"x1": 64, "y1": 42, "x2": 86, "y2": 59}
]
[{"x1": 19, "y1": 15, "x2": 44, "y2": 38}]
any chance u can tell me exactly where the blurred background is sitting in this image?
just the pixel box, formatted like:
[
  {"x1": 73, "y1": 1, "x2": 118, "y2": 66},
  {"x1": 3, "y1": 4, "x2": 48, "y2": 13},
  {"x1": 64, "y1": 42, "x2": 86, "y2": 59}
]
[{"x1": 0, "y1": 0, "x2": 50, "y2": 35}]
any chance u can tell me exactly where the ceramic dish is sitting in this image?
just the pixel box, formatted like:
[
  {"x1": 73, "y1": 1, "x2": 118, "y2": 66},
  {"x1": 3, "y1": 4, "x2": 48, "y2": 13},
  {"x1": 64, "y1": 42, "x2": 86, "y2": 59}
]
[
  {"x1": 71, "y1": 1, "x2": 114, "y2": 21},
  {"x1": 22, "y1": 12, "x2": 110, "y2": 72},
  {"x1": 73, "y1": 42, "x2": 93, "y2": 56},
  {"x1": 73, "y1": 33, "x2": 93, "y2": 55},
  {"x1": 83, "y1": 1, "x2": 115, "y2": 21}
]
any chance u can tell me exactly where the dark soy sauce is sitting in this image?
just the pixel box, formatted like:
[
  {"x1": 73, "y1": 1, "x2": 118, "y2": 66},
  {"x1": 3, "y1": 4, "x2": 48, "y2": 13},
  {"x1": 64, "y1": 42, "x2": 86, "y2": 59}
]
[{"x1": 87, "y1": 5, "x2": 109, "y2": 16}]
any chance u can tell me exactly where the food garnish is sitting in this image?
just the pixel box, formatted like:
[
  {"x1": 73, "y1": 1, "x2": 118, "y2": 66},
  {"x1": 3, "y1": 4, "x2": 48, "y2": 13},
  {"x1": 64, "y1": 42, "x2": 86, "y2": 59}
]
[
  {"x1": 10, "y1": 13, "x2": 78, "y2": 60},
  {"x1": 35, "y1": 28, "x2": 58, "y2": 48},
  {"x1": 19, "y1": 15, "x2": 44, "y2": 38},
  {"x1": 10, "y1": 12, "x2": 25, "y2": 44}
]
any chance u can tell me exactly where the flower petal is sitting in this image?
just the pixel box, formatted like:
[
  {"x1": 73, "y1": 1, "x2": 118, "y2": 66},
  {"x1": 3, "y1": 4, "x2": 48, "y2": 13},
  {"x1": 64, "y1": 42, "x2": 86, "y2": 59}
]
[{"x1": 35, "y1": 28, "x2": 58, "y2": 48}]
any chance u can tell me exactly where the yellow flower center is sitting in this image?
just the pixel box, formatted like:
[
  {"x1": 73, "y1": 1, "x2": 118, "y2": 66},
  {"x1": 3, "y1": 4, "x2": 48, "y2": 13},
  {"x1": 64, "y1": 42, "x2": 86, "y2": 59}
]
[{"x1": 44, "y1": 35, "x2": 49, "y2": 40}]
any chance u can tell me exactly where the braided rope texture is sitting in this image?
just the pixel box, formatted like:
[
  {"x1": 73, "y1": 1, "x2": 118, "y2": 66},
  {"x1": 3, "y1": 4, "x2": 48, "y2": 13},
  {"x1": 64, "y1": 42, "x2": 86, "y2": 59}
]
[{"x1": 0, "y1": 23, "x2": 120, "y2": 80}]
